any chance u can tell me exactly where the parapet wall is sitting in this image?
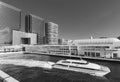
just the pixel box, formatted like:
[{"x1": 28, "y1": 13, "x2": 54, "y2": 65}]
[{"x1": 0, "y1": 70, "x2": 19, "y2": 82}]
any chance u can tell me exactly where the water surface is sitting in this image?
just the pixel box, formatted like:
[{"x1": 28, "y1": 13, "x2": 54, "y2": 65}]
[{"x1": 0, "y1": 53, "x2": 119, "y2": 82}]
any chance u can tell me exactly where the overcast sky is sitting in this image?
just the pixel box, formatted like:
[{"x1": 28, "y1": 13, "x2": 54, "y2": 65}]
[{"x1": 1, "y1": 0, "x2": 120, "y2": 40}]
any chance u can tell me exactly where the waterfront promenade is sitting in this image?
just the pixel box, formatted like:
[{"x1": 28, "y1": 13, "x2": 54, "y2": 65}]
[
  {"x1": 0, "y1": 49, "x2": 119, "y2": 82},
  {"x1": 0, "y1": 52, "x2": 22, "y2": 82},
  {"x1": 0, "y1": 46, "x2": 23, "y2": 82},
  {"x1": 24, "y1": 51, "x2": 120, "y2": 62},
  {"x1": 0, "y1": 53, "x2": 111, "y2": 82}
]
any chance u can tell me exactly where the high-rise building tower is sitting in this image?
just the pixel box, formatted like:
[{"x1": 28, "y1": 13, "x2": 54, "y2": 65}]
[
  {"x1": 25, "y1": 14, "x2": 45, "y2": 44},
  {"x1": 45, "y1": 22, "x2": 58, "y2": 45},
  {"x1": 0, "y1": 1, "x2": 21, "y2": 45}
]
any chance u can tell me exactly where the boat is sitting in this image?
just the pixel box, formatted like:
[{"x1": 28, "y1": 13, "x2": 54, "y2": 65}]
[
  {"x1": 52, "y1": 59, "x2": 110, "y2": 76},
  {"x1": 44, "y1": 61, "x2": 55, "y2": 69}
]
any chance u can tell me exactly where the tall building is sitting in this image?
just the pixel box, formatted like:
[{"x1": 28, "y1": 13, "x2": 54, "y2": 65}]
[
  {"x1": 0, "y1": 1, "x2": 37, "y2": 45},
  {"x1": 0, "y1": 1, "x2": 59, "y2": 45},
  {"x1": 0, "y1": 1, "x2": 21, "y2": 45},
  {"x1": 45, "y1": 22, "x2": 58, "y2": 45},
  {"x1": 25, "y1": 14, "x2": 45, "y2": 44}
]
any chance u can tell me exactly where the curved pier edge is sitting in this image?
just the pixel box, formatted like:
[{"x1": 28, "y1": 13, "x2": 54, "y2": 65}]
[{"x1": 0, "y1": 70, "x2": 19, "y2": 82}]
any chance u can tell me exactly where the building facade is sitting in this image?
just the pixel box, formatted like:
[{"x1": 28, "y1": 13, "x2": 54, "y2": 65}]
[
  {"x1": 25, "y1": 14, "x2": 45, "y2": 44},
  {"x1": 0, "y1": 1, "x2": 21, "y2": 46},
  {"x1": 58, "y1": 38, "x2": 68, "y2": 45},
  {"x1": 0, "y1": 1, "x2": 45, "y2": 46},
  {"x1": 25, "y1": 45, "x2": 78, "y2": 56},
  {"x1": 73, "y1": 38, "x2": 120, "y2": 58},
  {"x1": 12, "y1": 30, "x2": 37, "y2": 45},
  {"x1": 45, "y1": 22, "x2": 58, "y2": 45}
]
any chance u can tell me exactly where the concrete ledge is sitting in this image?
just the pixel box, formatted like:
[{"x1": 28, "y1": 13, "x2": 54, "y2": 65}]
[
  {"x1": 0, "y1": 70, "x2": 19, "y2": 82},
  {"x1": 0, "y1": 51, "x2": 24, "y2": 55}
]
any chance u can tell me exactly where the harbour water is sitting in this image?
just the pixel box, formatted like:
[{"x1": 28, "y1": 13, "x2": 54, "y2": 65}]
[{"x1": 0, "y1": 53, "x2": 119, "y2": 82}]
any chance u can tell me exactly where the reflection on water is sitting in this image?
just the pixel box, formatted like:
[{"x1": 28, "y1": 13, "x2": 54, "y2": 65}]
[
  {"x1": 0, "y1": 64, "x2": 109, "y2": 82},
  {"x1": 0, "y1": 53, "x2": 119, "y2": 82}
]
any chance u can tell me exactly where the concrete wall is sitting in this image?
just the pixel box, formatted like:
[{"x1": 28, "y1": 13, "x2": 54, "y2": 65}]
[{"x1": 12, "y1": 30, "x2": 37, "y2": 45}]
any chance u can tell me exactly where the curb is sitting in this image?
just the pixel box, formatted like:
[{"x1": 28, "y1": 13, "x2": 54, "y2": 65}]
[
  {"x1": 0, "y1": 70, "x2": 19, "y2": 82},
  {"x1": 0, "y1": 51, "x2": 24, "y2": 55}
]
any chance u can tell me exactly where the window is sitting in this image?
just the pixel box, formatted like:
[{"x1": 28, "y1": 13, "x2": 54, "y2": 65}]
[
  {"x1": 91, "y1": 52, "x2": 95, "y2": 57},
  {"x1": 62, "y1": 61, "x2": 70, "y2": 63},
  {"x1": 96, "y1": 53, "x2": 100, "y2": 57},
  {"x1": 72, "y1": 61, "x2": 88, "y2": 64},
  {"x1": 84, "y1": 52, "x2": 87, "y2": 56},
  {"x1": 113, "y1": 53, "x2": 118, "y2": 58},
  {"x1": 88, "y1": 52, "x2": 90, "y2": 56},
  {"x1": 21, "y1": 38, "x2": 30, "y2": 44}
]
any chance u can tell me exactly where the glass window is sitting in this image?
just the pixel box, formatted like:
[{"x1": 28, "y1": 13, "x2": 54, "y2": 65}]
[
  {"x1": 72, "y1": 61, "x2": 88, "y2": 64},
  {"x1": 84, "y1": 52, "x2": 87, "y2": 55},
  {"x1": 62, "y1": 61, "x2": 70, "y2": 63},
  {"x1": 91, "y1": 52, "x2": 95, "y2": 57},
  {"x1": 88, "y1": 52, "x2": 90, "y2": 56},
  {"x1": 113, "y1": 53, "x2": 118, "y2": 58},
  {"x1": 96, "y1": 53, "x2": 100, "y2": 57}
]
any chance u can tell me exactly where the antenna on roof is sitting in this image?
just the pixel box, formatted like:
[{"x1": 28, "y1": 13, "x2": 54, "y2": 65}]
[{"x1": 90, "y1": 36, "x2": 93, "y2": 39}]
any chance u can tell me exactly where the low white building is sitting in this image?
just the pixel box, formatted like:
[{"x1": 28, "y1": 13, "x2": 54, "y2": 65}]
[
  {"x1": 25, "y1": 45, "x2": 78, "y2": 56},
  {"x1": 12, "y1": 30, "x2": 37, "y2": 45},
  {"x1": 73, "y1": 38, "x2": 120, "y2": 58}
]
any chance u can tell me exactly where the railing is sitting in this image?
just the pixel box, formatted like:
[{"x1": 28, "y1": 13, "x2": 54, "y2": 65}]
[{"x1": 0, "y1": 45, "x2": 23, "y2": 53}]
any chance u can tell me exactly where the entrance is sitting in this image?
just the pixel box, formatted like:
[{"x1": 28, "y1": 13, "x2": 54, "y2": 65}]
[
  {"x1": 113, "y1": 53, "x2": 118, "y2": 58},
  {"x1": 21, "y1": 38, "x2": 30, "y2": 44}
]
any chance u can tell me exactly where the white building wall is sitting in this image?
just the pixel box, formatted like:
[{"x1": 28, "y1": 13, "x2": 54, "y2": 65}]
[{"x1": 12, "y1": 30, "x2": 37, "y2": 45}]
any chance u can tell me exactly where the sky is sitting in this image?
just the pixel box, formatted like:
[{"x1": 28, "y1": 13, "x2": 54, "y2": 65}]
[{"x1": 1, "y1": 0, "x2": 120, "y2": 40}]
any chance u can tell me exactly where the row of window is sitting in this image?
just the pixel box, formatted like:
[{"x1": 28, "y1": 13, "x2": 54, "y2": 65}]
[
  {"x1": 84, "y1": 52, "x2": 100, "y2": 57},
  {"x1": 78, "y1": 42, "x2": 113, "y2": 45},
  {"x1": 80, "y1": 46, "x2": 109, "y2": 48},
  {"x1": 49, "y1": 50, "x2": 70, "y2": 53}
]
